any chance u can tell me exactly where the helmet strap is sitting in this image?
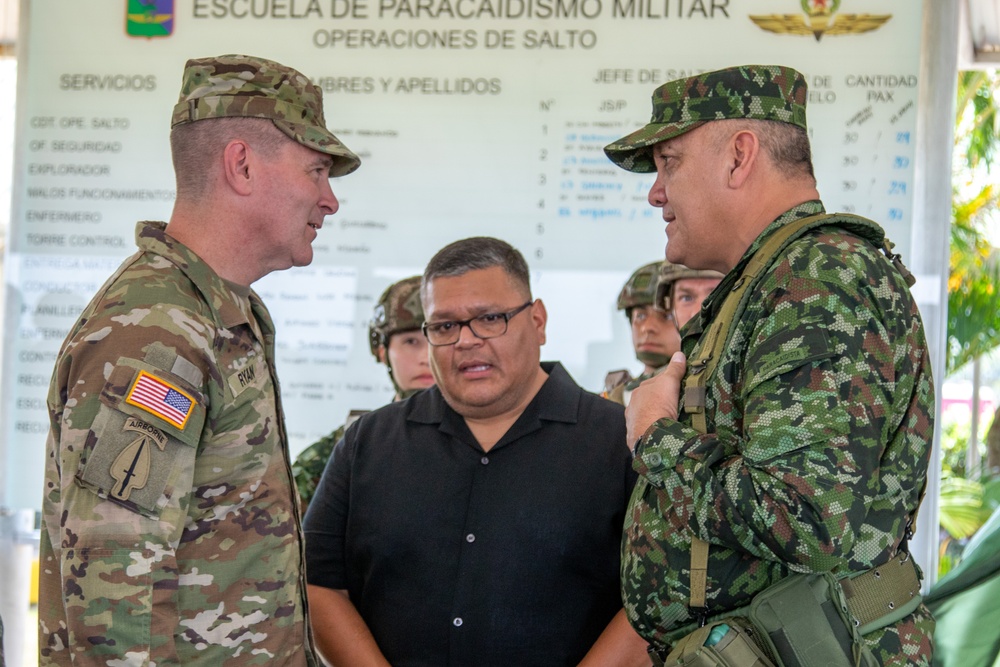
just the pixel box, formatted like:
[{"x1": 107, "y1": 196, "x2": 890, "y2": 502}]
[{"x1": 386, "y1": 360, "x2": 405, "y2": 398}]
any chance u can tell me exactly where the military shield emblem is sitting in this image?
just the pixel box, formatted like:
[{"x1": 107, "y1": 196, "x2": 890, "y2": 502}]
[{"x1": 126, "y1": 0, "x2": 174, "y2": 38}]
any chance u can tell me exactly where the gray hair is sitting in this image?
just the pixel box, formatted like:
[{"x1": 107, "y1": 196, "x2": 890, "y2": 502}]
[
  {"x1": 421, "y1": 237, "x2": 531, "y2": 302},
  {"x1": 710, "y1": 118, "x2": 815, "y2": 181},
  {"x1": 170, "y1": 117, "x2": 287, "y2": 201}
]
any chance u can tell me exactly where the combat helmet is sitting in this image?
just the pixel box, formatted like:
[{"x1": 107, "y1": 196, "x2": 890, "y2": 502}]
[
  {"x1": 616, "y1": 261, "x2": 663, "y2": 317},
  {"x1": 655, "y1": 263, "x2": 725, "y2": 312},
  {"x1": 368, "y1": 276, "x2": 426, "y2": 399},
  {"x1": 368, "y1": 276, "x2": 424, "y2": 359}
]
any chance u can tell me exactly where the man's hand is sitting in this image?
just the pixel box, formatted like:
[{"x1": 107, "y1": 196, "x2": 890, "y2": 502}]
[{"x1": 626, "y1": 352, "x2": 687, "y2": 449}]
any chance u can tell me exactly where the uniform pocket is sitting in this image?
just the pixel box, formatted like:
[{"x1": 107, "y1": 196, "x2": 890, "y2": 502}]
[{"x1": 744, "y1": 327, "x2": 835, "y2": 395}]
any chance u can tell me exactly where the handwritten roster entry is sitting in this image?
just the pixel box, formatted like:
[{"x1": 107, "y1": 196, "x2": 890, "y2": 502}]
[{"x1": 3, "y1": 0, "x2": 924, "y2": 507}]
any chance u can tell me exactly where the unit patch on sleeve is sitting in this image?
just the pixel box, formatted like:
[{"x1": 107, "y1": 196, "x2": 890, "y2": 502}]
[
  {"x1": 109, "y1": 435, "x2": 151, "y2": 501},
  {"x1": 125, "y1": 370, "x2": 196, "y2": 429}
]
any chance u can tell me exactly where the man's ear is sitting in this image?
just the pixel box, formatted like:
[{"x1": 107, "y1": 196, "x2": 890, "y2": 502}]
[
  {"x1": 727, "y1": 129, "x2": 760, "y2": 189},
  {"x1": 222, "y1": 139, "x2": 254, "y2": 196},
  {"x1": 531, "y1": 299, "x2": 548, "y2": 346},
  {"x1": 377, "y1": 345, "x2": 387, "y2": 365}
]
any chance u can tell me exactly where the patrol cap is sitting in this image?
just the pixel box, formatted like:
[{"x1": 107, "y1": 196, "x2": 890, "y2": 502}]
[
  {"x1": 369, "y1": 276, "x2": 425, "y2": 360},
  {"x1": 604, "y1": 64, "x2": 809, "y2": 173},
  {"x1": 617, "y1": 261, "x2": 663, "y2": 313},
  {"x1": 171, "y1": 54, "x2": 360, "y2": 177}
]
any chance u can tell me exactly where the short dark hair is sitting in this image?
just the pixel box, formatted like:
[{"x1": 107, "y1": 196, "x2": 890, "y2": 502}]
[{"x1": 422, "y1": 237, "x2": 531, "y2": 303}]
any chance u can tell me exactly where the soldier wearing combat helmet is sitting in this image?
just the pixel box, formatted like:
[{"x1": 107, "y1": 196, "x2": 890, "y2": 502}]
[
  {"x1": 606, "y1": 64, "x2": 935, "y2": 666},
  {"x1": 604, "y1": 261, "x2": 720, "y2": 406},
  {"x1": 604, "y1": 261, "x2": 672, "y2": 401},
  {"x1": 293, "y1": 276, "x2": 433, "y2": 510},
  {"x1": 654, "y1": 262, "x2": 722, "y2": 333},
  {"x1": 368, "y1": 275, "x2": 435, "y2": 400}
]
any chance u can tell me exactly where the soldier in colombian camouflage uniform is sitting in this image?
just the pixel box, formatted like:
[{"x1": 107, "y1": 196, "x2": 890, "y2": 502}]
[
  {"x1": 603, "y1": 261, "x2": 673, "y2": 401},
  {"x1": 292, "y1": 276, "x2": 433, "y2": 509},
  {"x1": 604, "y1": 261, "x2": 721, "y2": 406},
  {"x1": 604, "y1": 65, "x2": 935, "y2": 665},
  {"x1": 39, "y1": 54, "x2": 360, "y2": 666}
]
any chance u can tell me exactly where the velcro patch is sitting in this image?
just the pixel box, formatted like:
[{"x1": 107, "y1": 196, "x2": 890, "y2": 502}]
[
  {"x1": 228, "y1": 357, "x2": 264, "y2": 398},
  {"x1": 125, "y1": 370, "x2": 196, "y2": 429}
]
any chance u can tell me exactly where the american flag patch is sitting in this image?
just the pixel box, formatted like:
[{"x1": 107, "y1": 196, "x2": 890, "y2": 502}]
[{"x1": 125, "y1": 371, "x2": 196, "y2": 429}]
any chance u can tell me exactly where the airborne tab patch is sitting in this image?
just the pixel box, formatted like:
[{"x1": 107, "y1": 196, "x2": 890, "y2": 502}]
[
  {"x1": 123, "y1": 416, "x2": 168, "y2": 450},
  {"x1": 126, "y1": 370, "x2": 196, "y2": 429}
]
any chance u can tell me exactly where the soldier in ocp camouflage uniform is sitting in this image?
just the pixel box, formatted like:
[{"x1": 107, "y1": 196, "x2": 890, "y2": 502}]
[
  {"x1": 292, "y1": 275, "x2": 433, "y2": 509},
  {"x1": 604, "y1": 65, "x2": 935, "y2": 665},
  {"x1": 39, "y1": 54, "x2": 360, "y2": 666}
]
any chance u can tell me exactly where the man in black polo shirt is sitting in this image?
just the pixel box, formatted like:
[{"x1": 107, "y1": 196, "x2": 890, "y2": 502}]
[{"x1": 304, "y1": 237, "x2": 648, "y2": 666}]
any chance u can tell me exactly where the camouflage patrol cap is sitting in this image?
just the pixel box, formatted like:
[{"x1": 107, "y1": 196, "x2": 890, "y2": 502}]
[
  {"x1": 617, "y1": 261, "x2": 663, "y2": 314},
  {"x1": 171, "y1": 54, "x2": 360, "y2": 176},
  {"x1": 656, "y1": 262, "x2": 724, "y2": 311},
  {"x1": 604, "y1": 65, "x2": 808, "y2": 173},
  {"x1": 368, "y1": 276, "x2": 425, "y2": 360}
]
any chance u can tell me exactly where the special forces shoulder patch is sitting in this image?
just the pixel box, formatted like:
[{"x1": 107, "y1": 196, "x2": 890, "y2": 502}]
[
  {"x1": 126, "y1": 370, "x2": 196, "y2": 429},
  {"x1": 77, "y1": 412, "x2": 193, "y2": 517},
  {"x1": 108, "y1": 417, "x2": 168, "y2": 501}
]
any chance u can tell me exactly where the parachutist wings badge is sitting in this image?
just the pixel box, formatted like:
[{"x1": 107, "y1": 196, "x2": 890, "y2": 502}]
[{"x1": 750, "y1": 0, "x2": 891, "y2": 41}]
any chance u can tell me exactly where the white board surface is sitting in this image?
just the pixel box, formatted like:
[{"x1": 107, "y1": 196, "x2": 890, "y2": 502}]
[{"x1": 2, "y1": 0, "x2": 925, "y2": 509}]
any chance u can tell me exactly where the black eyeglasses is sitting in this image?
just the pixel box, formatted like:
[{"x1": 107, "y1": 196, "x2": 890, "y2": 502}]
[{"x1": 422, "y1": 301, "x2": 534, "y2": 346}]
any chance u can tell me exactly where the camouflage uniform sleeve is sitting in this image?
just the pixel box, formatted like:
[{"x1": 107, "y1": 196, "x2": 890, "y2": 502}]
[
  {"x1": 292, "y1": 424, "x2": 345, "y2": 511},
  {"x1": 632, "y1": 273, "x2": 904, "y2": 573},
  {"x1": 41, "y1": 306, "x2": 209, "y2": 664}
]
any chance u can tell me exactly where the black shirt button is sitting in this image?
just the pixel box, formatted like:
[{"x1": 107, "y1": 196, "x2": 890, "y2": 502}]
[
  {"x1": 453, "y1": 617, "x2": 463, "y2": 627},
  {"x1": 481, "y1": 456, "x2": 489, "y2": 465}
]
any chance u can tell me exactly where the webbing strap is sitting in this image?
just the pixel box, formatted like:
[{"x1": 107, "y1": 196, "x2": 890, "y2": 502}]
[
  {"x1": 664, "y1": 556, "x2": 922, "y2": 652},
  {"x1": 689, "y1": 536, "x2": 710, "y2": 609},
  {"x1": 840, "y1": 552, "x2": 922, "y2": 635},
  {"x1": 685, "y1": 213, "x2": 836, "y2": 610}
]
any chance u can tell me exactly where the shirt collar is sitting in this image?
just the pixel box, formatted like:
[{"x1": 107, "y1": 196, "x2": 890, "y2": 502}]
[
  {"x1": 406, "y1": 361, "x2": 581, "y2": 428},
  {"x1": 135, "y1": 221, "x2": 250, "y2": 329},
  {"x1": 696, "y1": 200, "x2": 826, "y2": 326}
]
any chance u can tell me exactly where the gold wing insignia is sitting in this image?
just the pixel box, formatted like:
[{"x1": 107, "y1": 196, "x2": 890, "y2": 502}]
[
  {"x1": 748, "y1": 14, "x2": 814, "y2": 36},
  {"x1": 126, "y1": 13, "x2": 171, "y2": 24},
  {"x1": 825, "y1": 13, "x2": 892, "y2": 35}
]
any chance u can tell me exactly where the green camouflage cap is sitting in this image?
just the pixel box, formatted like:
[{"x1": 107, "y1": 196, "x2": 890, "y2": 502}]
[
  {"x1": 604, "y1": 64, "x2": 808, "y2": 173},
  {"x1": 171, "y1": 54, "x2": 360, "y2": 176},
  {"x1": 656, "y1": 262, "x2": 724, "y2": 311},
  {"x1": 617, "y1": 261, "x2": 664, "y2": 313},
  {"x1": 369, "y1": 276, "x2": 425, "y2": 359}
]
